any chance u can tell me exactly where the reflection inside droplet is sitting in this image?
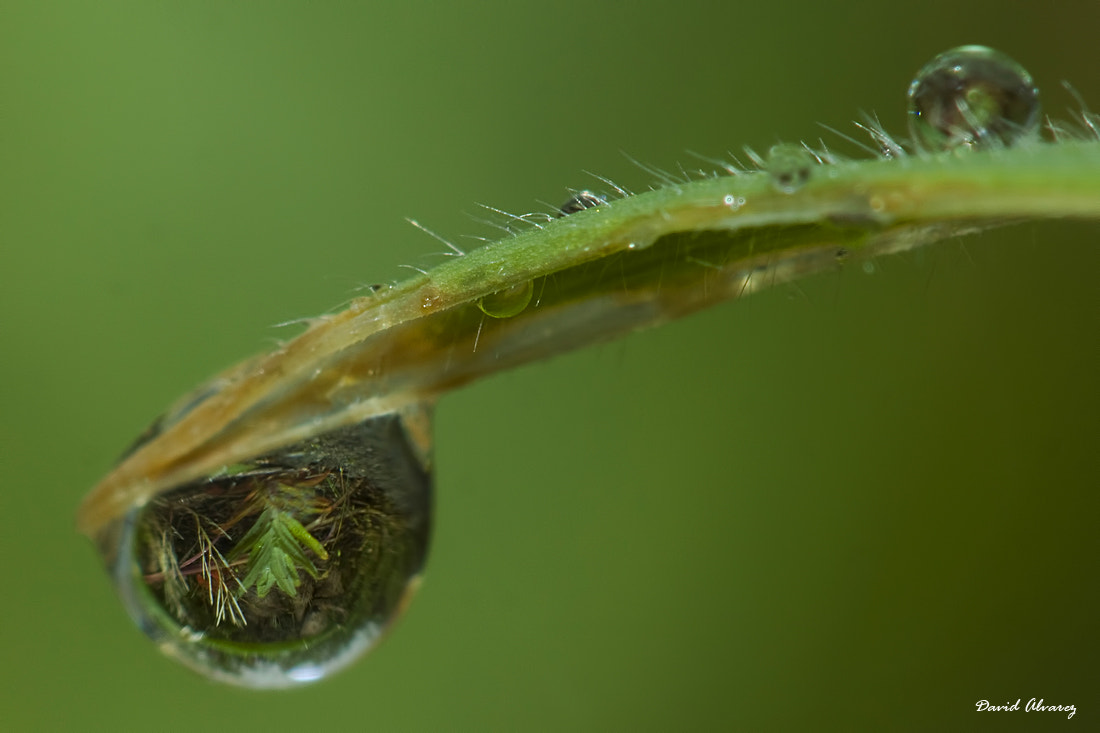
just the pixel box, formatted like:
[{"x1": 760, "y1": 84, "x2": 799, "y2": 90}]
[
  {"x1": 907, "y1": 45, "x2": 1040, "y2": 151},
  {"x1": 99, "y1": 409, "x2": 432, "y2": 689},
  {"x1": 765, "y1": 143, "x2": 814, "y2": 193}
]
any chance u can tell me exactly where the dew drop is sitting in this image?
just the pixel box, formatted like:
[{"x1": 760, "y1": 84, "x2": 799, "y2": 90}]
[
  {"x1": 765, "y1": 143, "x2": 814, "y2": 193},
  {"x1": 557, "y1": 190, "x2": 605, "y2": 216},
  {"x1": 100, "y1": 409, "x2": 432, "y2": 688},
  {"x1": 907, "y1": 45, "x2": 1040, "y2": 151},
  {"x1": 476, "y1": 279, "x2": 534, "y2": 318}
]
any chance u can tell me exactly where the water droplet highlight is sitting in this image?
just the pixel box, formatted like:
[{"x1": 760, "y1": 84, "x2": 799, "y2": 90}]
[
  {"x1": 101, "y1": 410, "x2": 432, "y2": 688},
  {"x1": 765, "y1": 143, "x2": 814, "y2": 193},
  {"x1": 477, "y1": 280, "x2": 534, "y2": 318},
  {"x1": 907, "y1": 45, "x2": 1040, "y2": 151},
  {"x1": 557, "y1": 190, "x2": 604, "y2": 216}
]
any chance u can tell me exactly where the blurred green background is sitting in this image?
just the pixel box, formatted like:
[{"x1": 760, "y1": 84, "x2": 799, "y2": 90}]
[{"x1": 2, "y1": 2, "x2": 1097, "y2": 730}]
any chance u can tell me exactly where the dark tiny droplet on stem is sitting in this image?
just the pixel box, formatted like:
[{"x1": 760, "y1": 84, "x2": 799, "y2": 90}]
[{"x1": 557, "y1": 190, "x2": 605, "y2": 217}]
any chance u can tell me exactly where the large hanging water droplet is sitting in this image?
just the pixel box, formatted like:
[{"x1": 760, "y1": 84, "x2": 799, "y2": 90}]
[
  {"x1": 907, "y1": 45, "x2": 1040, "y2": 152},
  {"x1": 99, "y1": 408, "x2": 432, "y2": 688}
]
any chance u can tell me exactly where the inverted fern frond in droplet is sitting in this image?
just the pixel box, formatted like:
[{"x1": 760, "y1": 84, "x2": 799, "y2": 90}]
[{"x1": 229, "y1": 506, "x2": 329, "y2": 598}]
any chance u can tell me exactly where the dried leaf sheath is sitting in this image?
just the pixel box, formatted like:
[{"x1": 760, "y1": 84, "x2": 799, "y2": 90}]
[{"x1": 79, "y1": 140, "x2": 1100, "y2": 540}]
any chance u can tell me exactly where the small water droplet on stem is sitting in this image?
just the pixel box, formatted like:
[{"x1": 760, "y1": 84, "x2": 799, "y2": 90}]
[
  {"x1": 907, "y1": 45, "x2": 1040, "y2": 152},
  {"x1": 557, "y1": 190, "x2": 605, "y2": 216},
  {"x1": 477, "y1": 280, "x2": 534, "y2": 318},
  {"x1": 765, "y1": 143, "x2": 814, "y2": 193}
]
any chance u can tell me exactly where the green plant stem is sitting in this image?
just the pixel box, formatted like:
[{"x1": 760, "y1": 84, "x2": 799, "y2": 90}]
[{"x1": 78, "y1": 140, "x2": 1100, "y2": 537}]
